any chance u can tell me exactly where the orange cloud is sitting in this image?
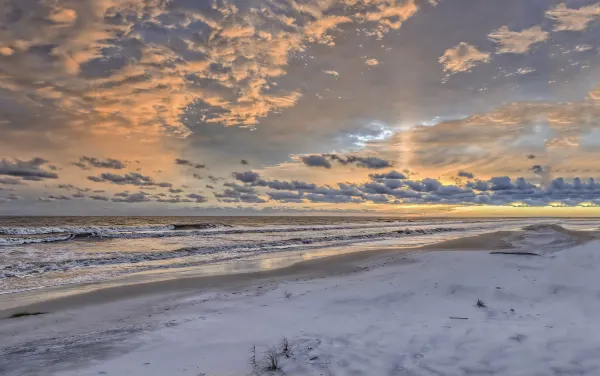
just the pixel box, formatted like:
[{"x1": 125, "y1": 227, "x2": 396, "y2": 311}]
[
  {"x1": 439, "y1": 42, "x2": 490, "y2": 73},
  {"x1": 546, "y1": 3, "x2": 600, "y2": 32},
  {"x1": 488, "y1": 25, "x2": 549, "y2": 54}
]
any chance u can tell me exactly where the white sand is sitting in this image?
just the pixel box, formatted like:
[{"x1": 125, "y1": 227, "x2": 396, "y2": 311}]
[{"x1": 2, "y1": 226, "x2": 600, "y2": 376}]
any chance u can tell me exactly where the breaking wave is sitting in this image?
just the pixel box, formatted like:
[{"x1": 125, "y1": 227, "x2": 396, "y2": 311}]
[
  {"x1": 0, "y1": 226, "x2": 462, "y2": 278},
  {"x1": 0, "y1": 223, "x2": 226, "y2": 236},
  {"x1": 0, "y1": 222, "x2": 449, "y2": 246}
]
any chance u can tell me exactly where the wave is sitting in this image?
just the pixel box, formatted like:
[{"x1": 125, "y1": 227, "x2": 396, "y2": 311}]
[
  {"x1": 0, "y1": 234, "x2": 77, "y2": 246},
  {"x1": 0, "y1": 222, "x2": 437, "y2": 246},
  {"x1": 0, "y1": 223, "x2": 230, "y2": 245},
  {"x1": 0, "y1": 224, "x2": 177, "y2": 236},
  {"x1": 0, "y1": 226, "x2": 462, "y2": 278}
]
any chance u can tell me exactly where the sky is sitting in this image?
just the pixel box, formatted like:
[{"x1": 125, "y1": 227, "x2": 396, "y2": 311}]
[{"x1": 2, "y1": 0, "x2": 600, "y2": 216}]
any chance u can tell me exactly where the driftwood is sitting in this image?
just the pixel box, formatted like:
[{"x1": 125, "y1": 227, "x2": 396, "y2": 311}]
[{"x1": 490, "y1": 252, "x2": 540, "y2": 256}]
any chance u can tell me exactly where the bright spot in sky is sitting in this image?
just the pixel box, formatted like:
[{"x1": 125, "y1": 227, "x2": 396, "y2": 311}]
[
  {"x1": 350, "y1": 121, "x2": 394, "y2": 147},
  {"x1": 421, "y1": 115, "x2": 468, "y2": 126}
]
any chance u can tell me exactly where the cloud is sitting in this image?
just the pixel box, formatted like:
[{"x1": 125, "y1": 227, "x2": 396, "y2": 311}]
[
  {"x1": 213, "y1": 188, "x2": 265, "y2": 203},
  {"x1": 74, "y1": 156, "x2": 126, "y2": 170},
  {"x1": 246, "y1": 171, "x2": 600, "y2": 207},
  {"x1": 488, "y1": 26, "x2": 549, "y2": 54},
  {"x1": 574, "y1": 44, "x2": 594, "y2": 52},
  {"x1": 304, "y1": 193, "x2": 363, "y2": 203},
  {"x1": 0, "y1": 0, "x2": 422, "y2": 142},
  {"x1": 329, "y1": 155, "x2": 392, "y2": 169},
  {"x1": 87, "y1": 176, "x2": 105, "y2": 183},
  {"x1": 458, "y1": 171, "x2": 474, "y2": 179},
  {"x1": 439, "y1": 42, "x2": 490, "y2": 73},
  {"x1": 546, "y1": 3, "x2": 600, "y2": 31},
  {"x1": 301, "y1": 155, "x2": 332, "y2": 168},
  {"x1": 175, "y1": 159, "x2": 205, "y2": 169},
  {"x1": 0, "y1": 157, "x2": 58, "y2": 179},
  {"x1": 88, "y1": 172, "x2": 172, "y2": 187},
  {"x1": 223, "y1": 182, "x2": 257, "y2": 194},
  {"x1": 156, "y1": 196, "x2": 194, "y2": 203},
  {"x1": 0, "y1": 194, "x2": 21, "y2": 202},
  {"x1": 0, "y1": 177, "x2": 23, "y2": 185},
  {"x1": 112, "y1": 192, "x2": 150, "y2": 203},
  {"x1": 232, "y1": 171, "x2": 261, "y2": 183},
  {"x1": 57, "y1": 184, "x2": 90, "y2": 192},
  {"x1": 266, "y1": 191, "x2": 304, "y2": 203},
  {"x1": 187, "y1": 193, "x2": 208, "y2": 203},
  {"x1": 516, "y1": 67, "x2": 536, "y2": 75},
  {"x1": 370, "y1": 170, "x2": 407, "y2": 180},
  {"x1": 89, "y1": 195, "x2": 109, "y2": 201},
  {"x1": 301, "y1": 154, "x2": 392, "y2": 169},
  {"x1": 38, "y1": 195, "x2": 72, "y2": 201}
]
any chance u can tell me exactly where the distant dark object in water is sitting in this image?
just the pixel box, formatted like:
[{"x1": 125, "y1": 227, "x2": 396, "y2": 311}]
[
  {"x1": 172, "y1": 223, "x2": 226, "y2": 230},
  {"x1": 490, "y1": 251, "x2": 540, "y2": 256},
  {"x1": 7, "y1": 311, "x2": 46, "y2": 319}
]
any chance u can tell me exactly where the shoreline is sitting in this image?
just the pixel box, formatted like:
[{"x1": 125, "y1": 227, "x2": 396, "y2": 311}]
[
  {"x1": 0, "y1": 245, "x2": 404, "y2": 317},
  {"x1": 2, "y1": 224, "x2": 596, "y2": 316}
]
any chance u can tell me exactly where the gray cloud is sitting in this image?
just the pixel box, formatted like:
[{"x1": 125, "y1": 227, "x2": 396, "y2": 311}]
[
  {"x1": 89, "y1": 195, "x2": 109, "y2": 201},
  {"x1": 213, "y1": 186, "x2": 266, "y2": 203},
  {"x1": 88, "y1": 172, "x2": 172, "y2": 188},
  {"x1": 231, "y1": 169, "x2": 600, "y2": 207},
  {"x1": 266, "y1": 191, "x2": 305, "y2": 203},
  {"x1": 232, "y1": 171, "x2": 261, "y2": 184},
  {"x1": 175, "y1": 159, "x2": 206, "y2": 169},
  {"x1": 301, "y1": 154, "x2": 392, "y2": 169},
  {"x1": 301, "y1": 155, "x2": 332, "y2": 168},
  {"x1": 74, "y1": 157, "x2": 126, "y2": 170},
  {"x1": 157, "y1": 197, "x2": 194, "y2": 203},
  {"x1": 57, "y1": 184, "x2": 91, "y2": 192},
  {"x1": 370, "y1": 170, "x2": 407, "y2": 180},
  {"x1": 187, "y1": 193, "x2": 208, "y2": 203},
  {"x1": 458, "y1": 171, "x2": 474, "y2": 179},
  {"x1": 0, "y1": 177, "x2": 23, "y2": 185},
  {"x1": 0, "y1": 158, "x2": 58, "y2": 179},
  {"x1": 112, "y1": 192, "x2": 150, "y2": 203},
  {"x1": 38, "y1": 195, "x2": 72, "y2": 201},
  {"x1": 233, "y1": 171, "x2": 318, "y2": 192},
  {"x1": 223, "y1": 183, "x2": 257, "y2": 194}
]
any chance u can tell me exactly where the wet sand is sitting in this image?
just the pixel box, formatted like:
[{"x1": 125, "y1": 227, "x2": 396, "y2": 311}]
[{"x1": 0, "y1": 245, "x2": 402, "y2": 317}]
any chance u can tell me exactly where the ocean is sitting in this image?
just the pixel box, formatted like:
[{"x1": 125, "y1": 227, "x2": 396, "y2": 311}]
[{"x1": 1, "y1": 216, "x2": 598, "y2": 295}]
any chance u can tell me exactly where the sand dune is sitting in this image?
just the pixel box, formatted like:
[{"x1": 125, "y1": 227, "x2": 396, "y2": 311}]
[{"x1": 423, "y1": 223, "x2": 598, "y2": 251}]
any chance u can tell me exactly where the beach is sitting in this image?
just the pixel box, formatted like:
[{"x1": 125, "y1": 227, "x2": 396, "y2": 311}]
[{"x1": 2, "y1": 222, "x2": 600, "y2": 375}]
